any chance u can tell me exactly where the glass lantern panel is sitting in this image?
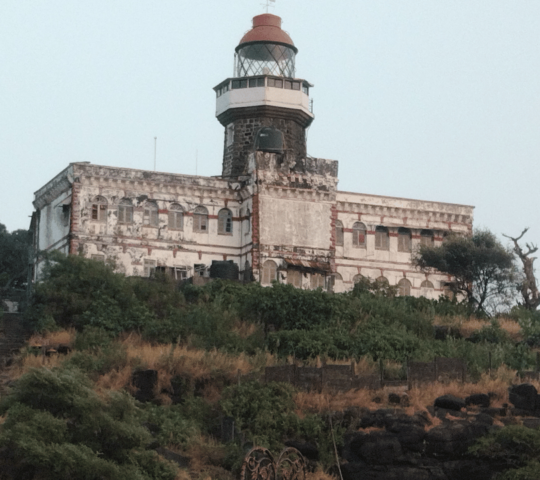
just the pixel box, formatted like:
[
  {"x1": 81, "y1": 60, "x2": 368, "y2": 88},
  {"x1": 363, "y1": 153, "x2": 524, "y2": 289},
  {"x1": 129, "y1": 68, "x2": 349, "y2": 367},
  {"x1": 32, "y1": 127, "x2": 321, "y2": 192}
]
[{"x1": 236, "y1": 43, "x2": 296, "y2": 78}]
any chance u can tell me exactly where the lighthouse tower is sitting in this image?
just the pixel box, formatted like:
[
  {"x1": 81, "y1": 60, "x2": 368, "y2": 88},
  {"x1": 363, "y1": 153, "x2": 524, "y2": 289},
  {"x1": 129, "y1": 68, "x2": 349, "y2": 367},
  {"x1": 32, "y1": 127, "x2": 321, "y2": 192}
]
[{"x1": 214, "y1": 14, "x2": 314, "y2": 178}]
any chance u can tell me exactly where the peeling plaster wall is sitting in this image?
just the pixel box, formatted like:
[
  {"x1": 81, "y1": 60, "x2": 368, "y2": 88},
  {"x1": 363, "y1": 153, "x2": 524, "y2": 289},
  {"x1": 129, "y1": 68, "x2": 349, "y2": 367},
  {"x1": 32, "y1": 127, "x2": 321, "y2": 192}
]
[
  {"x1": 31, "y1": 160, "x2": 474, "y2": 299},
  {"x1": 259, "y1": 196, "x2": 331, "y2": 249},
  {"x1": 333, "y1": 191, "x2": 474, "y2": 297}
]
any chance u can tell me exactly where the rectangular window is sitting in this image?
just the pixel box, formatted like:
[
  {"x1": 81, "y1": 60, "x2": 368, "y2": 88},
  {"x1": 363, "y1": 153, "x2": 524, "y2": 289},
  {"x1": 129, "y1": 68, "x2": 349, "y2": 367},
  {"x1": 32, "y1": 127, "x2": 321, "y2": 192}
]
[
  {"x1": 92, "y1": 204, "x2": 107, "y2": 222},
  {"x1": 249, "y1": 78, "x2": 257, "y2": 87},
  {"x1": 143, "y1": 259, "x2": 156, "y2": 277},
  {"x1": 284, "y1": 80, "x2": 293, "y2": 90},
  {"x1": 174, "y1": 267, "x2": 188, "y2": 280},
  {"x1": 194, "y1": 264, "x2": 206, "y2": 276},
  {"x1": 310, "y1": 273, "x2": 325, "y2": 290},
  {"x1": 287, "y1": 269, "x2": 302, "y2": 288},
  {"x1": 302, "y1": 84, "x2": 309, "y2": 95},
  {"x1": 292, "y1": 81, "x2": 301, "y2": 91},
  {"x1": 232, "y1": 79, "x2": 247, "y2": 89},
  {"x1": 398, "y1": 234, "x2": 411, "y2": 252},
  {"x1": 257, "y1": 77, "x2": 265, "y2": 87},
  {"x1": 118, "y1": 205, "x2": 133, "y2": 224},
  {"x1": 268, "y1": 78, "x2": 283, "y2": 88},
  {"x1": 168, "y1": 211, "x2": 183, "y2": 230},
  {"x1": 375, "y1": 231, "x2": 389, "y2": 250}
]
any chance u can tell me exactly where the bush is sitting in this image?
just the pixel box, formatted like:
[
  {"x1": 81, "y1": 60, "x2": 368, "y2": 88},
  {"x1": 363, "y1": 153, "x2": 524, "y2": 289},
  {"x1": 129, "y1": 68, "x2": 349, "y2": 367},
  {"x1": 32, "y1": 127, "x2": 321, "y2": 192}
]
[{"x1": 0, "y1": 368, "x2": 177, "y2": 479}]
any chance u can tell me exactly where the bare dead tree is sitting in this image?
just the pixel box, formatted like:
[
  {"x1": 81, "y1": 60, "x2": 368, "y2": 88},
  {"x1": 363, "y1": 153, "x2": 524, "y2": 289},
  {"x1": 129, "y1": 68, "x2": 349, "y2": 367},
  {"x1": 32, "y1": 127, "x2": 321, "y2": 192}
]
[{"x1": 503, "y1": 228, "x2": 540, "y2": 310}]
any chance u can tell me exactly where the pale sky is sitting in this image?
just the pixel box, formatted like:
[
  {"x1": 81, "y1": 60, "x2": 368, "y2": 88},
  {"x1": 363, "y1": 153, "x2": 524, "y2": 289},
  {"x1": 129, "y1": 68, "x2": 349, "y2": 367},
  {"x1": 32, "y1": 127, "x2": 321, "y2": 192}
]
[{"x1": 1, "y1": 1, "x2": 539, "y2": 250}]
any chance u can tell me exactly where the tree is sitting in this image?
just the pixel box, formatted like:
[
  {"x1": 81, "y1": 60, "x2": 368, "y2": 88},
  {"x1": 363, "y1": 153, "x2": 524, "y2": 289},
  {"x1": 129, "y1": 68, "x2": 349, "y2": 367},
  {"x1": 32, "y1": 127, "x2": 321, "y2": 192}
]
[
  {"x1": 0, "y1": 223, "x2": 30, "y2": 290},
  {"x1": 503, "y1": 228, "x2": 539, "y2": 311},
  {"x1": 413, "y1": 229, "x2": 515, "y2": 315}
]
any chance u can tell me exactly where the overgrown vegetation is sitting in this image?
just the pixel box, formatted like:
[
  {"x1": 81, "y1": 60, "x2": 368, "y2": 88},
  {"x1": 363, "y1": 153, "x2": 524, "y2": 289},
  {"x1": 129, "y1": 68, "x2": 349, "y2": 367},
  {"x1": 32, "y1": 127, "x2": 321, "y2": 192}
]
[{"x1": 2, "y1": 253, "x2": 540, "y2": 478}]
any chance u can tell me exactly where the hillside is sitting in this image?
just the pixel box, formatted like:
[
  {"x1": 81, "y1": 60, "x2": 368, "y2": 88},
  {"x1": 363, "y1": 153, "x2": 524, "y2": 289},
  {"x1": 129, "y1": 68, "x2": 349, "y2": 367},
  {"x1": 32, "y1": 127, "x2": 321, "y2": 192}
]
[{"x1": 2, "y1": 254, "x2": 540, "y2": 479}]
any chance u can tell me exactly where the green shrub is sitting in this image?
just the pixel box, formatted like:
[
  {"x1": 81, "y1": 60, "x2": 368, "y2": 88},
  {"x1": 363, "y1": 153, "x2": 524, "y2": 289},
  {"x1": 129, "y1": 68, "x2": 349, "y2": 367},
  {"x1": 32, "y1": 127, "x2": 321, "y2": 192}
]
[{"x1": 0, "y1": 368, "x2": 177, "y2": 479}]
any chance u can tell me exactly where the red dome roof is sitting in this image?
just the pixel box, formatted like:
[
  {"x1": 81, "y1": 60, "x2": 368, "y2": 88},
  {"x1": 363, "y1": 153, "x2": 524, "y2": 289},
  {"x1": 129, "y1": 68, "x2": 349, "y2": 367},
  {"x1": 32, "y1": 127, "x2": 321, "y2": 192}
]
[{"x1": 236, "y1": 14, "x2": 297, "y2": 51}]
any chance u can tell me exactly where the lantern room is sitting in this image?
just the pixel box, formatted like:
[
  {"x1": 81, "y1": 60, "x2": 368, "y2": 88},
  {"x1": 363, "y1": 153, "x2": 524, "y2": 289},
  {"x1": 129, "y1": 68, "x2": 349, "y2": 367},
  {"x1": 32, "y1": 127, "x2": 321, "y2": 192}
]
[{"x1": 235, "y1": 14, "x2": 297, "y2": 78}]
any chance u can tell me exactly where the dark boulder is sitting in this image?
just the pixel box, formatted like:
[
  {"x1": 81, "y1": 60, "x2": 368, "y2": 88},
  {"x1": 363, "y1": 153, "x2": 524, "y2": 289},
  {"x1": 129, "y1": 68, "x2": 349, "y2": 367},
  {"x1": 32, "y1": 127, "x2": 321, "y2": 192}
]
[
  {"x1": 434, "y1": 395, "x2": 465, "y2": 412},
  {"x1": 425, "y1": 423, "x2": 474, "y2": 457},
  {"x1": 465, "y1": 393, "x2": 490, "y2": 408},
  {"x1": 284, "y1": 440, "x2": 319, "y2": 461},
  {"x1": 442, "y1": 460, "x2": 493, "y2": 480},
  {"x1": 132, "y1": 369, "x2": 158, "y2": 403},
  {"x1": 357, "y1": 432, "x2": 402, "y2": 465},
  {"x1": 509, "y1": 383, "x2": 538, "y2": 411},
  {"x1": 388, "y1": 422, "x2": 426, "y2": 453}
]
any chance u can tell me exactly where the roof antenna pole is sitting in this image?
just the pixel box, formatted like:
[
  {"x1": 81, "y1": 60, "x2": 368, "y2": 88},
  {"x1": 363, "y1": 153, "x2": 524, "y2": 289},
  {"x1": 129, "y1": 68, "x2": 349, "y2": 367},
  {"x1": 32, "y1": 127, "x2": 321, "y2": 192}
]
[
  {"x1": 261, "y1": 0, "x2": 275, "y2": 14},
  {"x1": 154, "y1": 137, "x2": 157, "y2": 171}
]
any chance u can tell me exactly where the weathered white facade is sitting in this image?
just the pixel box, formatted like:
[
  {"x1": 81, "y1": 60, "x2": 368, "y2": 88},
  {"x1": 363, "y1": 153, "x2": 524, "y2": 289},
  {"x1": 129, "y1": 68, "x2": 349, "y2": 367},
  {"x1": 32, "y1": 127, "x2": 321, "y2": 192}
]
[{"x1": 31, "y1": 13, "x2": 474, "y2": 299}]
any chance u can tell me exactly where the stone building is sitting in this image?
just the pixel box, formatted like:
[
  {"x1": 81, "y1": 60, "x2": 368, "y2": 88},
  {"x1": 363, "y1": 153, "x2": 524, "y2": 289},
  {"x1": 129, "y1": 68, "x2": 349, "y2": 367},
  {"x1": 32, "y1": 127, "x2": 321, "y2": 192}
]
[{"x1": 31, "y1": 13, "x2": 474, "y2": 298}]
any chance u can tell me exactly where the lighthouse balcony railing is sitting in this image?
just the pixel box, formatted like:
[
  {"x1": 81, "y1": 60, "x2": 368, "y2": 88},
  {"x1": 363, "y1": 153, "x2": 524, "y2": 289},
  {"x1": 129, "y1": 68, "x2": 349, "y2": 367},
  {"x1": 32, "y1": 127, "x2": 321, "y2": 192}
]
[{"x1": 215, "y1": 76, "x2": 310, "y2": 98}]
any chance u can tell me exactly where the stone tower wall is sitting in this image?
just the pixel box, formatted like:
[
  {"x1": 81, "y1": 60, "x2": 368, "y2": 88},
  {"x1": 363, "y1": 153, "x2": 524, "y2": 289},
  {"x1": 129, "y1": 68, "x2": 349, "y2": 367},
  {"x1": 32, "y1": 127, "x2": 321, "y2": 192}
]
[{"x1": 222, "y1": 116, "x2": 307, "y2": 178}]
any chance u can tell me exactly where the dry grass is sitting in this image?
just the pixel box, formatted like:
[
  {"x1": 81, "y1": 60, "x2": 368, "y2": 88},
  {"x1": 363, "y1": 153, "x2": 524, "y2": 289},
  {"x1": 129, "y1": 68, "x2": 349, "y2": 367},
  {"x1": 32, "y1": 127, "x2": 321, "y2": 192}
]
[
  {"x1": 294, "y1": 388, "x2": 379, "y2": 413},
  {"x1": 306, "y1": 468, "x2": 338, "y2": 480},
  {"x1": 433, "y1": 316, "x2": 523, "y2": 342},
  {"x1": 28, "y1": 328, "x2": 76, "y2": 346}
]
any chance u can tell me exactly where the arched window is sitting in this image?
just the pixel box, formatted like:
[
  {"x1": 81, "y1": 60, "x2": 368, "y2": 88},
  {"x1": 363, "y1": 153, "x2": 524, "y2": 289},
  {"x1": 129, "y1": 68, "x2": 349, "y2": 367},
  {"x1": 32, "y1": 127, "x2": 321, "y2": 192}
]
[
  {"x1": 352, "y1": 222, "x2": 367, "y2": 248},
  {"x1": 118, "y1": 199, "x2": 133, "y2": 224},
  {"x1": 335, "y1": 220, "x2": 344, "y2": 246},
  {"x1": 398, "y1": 227, "x2": 411, "y2": 252},
  {"x1": 144, "y1": 201, "x2": 159, "y2": 227},
  {"x1": 421, "y1": 229, "x2": 434, "y2": 246},
  {"x1": 218, "y1": 208, "x2": 233, "y2": 234},
  {"x1": 168, "y1": 203, "x2": 184, "y2": 230},
  {"x1": 334, "y1": 273, "x2": 343, "y2": 282},
  {"x1": 398, "y1": 278, "x2": 412, "y2": 296},
  {"x1": 376, "y1": 276, "x2": 389, "y2": 285},
  {"x1": 193, "y1": 206, "x2": 208, "y2": 232},
  {"x1": 421, "y1": 280, "x2": 434, "y2": 289},
  {"x1": 353, "y1": 274, "x2": 364, "y2": 284},
  {"x1": 261, "y1": 260, "x2": 277, "y2": 285},
  {"x1": 91, "y1": 196, "x2": 107, "y2": 223}
]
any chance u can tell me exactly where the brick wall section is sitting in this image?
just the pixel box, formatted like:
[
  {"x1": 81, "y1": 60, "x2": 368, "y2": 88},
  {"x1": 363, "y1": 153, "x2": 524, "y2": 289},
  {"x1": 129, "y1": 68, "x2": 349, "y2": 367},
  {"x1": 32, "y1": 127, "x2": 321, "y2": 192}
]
[
  {"x1": 69, "y1": 181, "x2": 81, "y2": 254},
  {"x1": 329, "y1": 204, "x2": 338, "y2": 274},
  {"x1": 223, "y1": 117, "x2": 307, "y2": 177}
]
